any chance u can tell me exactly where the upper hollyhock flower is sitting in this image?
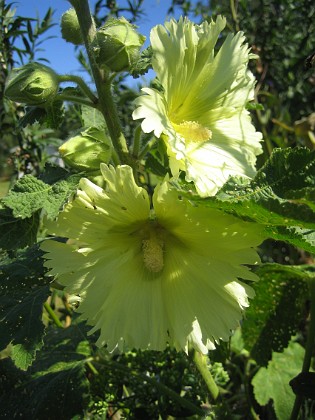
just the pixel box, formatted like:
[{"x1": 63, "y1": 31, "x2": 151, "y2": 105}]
[
  {"x1": 42, "y1": 164, "x2": 262, "y2": 353},
  {"x1": 132, "y1": 16, "x2": 262, "y2": 197}
]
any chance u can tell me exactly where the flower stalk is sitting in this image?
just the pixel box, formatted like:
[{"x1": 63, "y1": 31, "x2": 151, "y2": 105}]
[
  {"x1": 44, "y1": 301, "x2": 63, "y2": 328},
  {"x1": 68, "y1": 0, "x2": 130, "y2": 165},
  {"x1": 193, "y1": 350, "x2": 219, "y2": 401},
  {"x1": 58, "y1": 74, "x2": 98, "y2": 104}
]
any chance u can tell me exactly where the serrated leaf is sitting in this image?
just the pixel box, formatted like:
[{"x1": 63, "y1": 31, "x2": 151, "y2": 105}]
[
  {"x1": 192, "y1": 147, "x2": 315, "y2": 252},
  {"x1": 0, "y1": 208, "x2": 39, "y2": 250},
  {"x1": 2, "y1": 171, "x2": 80, "y2": 219},
  {"x1": 0, "y1": 246, "x2": 51, "y2": 368},
  {"x1": 0, "y1": 322, "x2": 91, "y2": 418},
  {"x1": 252, "y1": 341, "x2": 305, "y2": 420},
  {"x1": 266, "y1": 225, "x2": 315, "y2": 254},
  {"x1": 242, "y1": 263, "x2": 310, "y2": 366},
  {"x1": 11, "y1": 343, "x2": 37, "y2": 370},
  {"x1": 130, "y1": 46, "x2": 152, "y2": 78}
]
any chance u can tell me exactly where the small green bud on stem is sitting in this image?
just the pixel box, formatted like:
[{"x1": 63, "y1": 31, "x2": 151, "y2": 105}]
[
  {"x1": 92, "y1": 17, "x2": 146, "y2": 72},
  {"x1": 59, "y1": 127, "x2": 112, "y2": 171},
  {"x1": 61, "y1": 8, "x2": 84, "y2": 45}
]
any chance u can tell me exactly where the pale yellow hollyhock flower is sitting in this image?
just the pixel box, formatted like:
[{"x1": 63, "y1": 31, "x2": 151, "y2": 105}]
[
  {"x1": 133, "y1": 16, "x2": 262, "y2": 197},
  {"x1": 42, "y1": 164, "x2": 262, "y2": 353}
]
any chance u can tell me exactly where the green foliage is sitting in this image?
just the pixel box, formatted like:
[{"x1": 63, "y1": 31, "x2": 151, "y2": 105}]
[
  {"x1": 242, "y1": 264, "x2": 310, "y2": 365},
  {"x1": 0, "y1": 321, "x2": 91, "y2": 418},
  {"x1": 81, "y1": 104, "x2": 106, "y2": 129},
  {"x1": 0, "y1": 207, "x2": 39, "y2": 250},
  {"x1": 0, "y1": 245, "x2": 50, "y2": 369},
  {"x1": 252, "y1": 341, "x2": 305, "y2": 420},
  {"x1": 193, "y1": 147, "x2": 315, "y2": 253},
  {"x1": 89, "y1": 348, "x2": 209, "y2": 418},
  {"x1": 0, "y1": 1, "x2": 56, "y2": 180},
  {"x1": 130, "y1": 46, "x2": 153, "y2": 78},
  {"x1": 2, "y1": 165, "x2": 80, "y2": 219},
  {"x1": 1, "y1": 1, "x2": 315, "y2": 419}
]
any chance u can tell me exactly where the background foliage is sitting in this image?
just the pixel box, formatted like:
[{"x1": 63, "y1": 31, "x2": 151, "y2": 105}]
[{"x1": 1, "y1": 0, "x2": 315, "y2": 418}]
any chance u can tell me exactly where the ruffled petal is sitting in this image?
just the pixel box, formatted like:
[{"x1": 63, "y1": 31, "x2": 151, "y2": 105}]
[
  {"x1": 42, "y1": 167, "x2": 263, "y2": 353},
  {"x1": 133, "y1": 17, "x2": 262, "y2": 197}
]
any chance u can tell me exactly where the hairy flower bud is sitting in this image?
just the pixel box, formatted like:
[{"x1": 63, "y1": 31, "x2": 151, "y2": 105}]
[
  {"x1": 92, "y1": 17, "x2": 146, "y2": 72},
  {"x1": 60, "y1": 8, "x2": 83, "y2": 46},
  {"x1": 59, "y1": 127, "x2": 112, "y2": 171},
  {"x1": 4, "y1": 63, "x2": 59, "y2": 106}
]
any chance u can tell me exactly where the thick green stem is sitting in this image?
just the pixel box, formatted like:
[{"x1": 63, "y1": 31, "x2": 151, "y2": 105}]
[
  {"x1": 56, "y1": 93, "x2": 97, "y2": 108},
  {"x1": 290, "y1": 278, "x2": 315, "y2": 420},
  {"x1": 193, "y1": 350, "x2": 219, "y2": 401},
  {"x1": 44, "y1": 302, "x2": 63, "y2": 328},
  {"x1": 230, "y1": 0, "x2": 240, "y2": 31},
  {"x1": 58, "y1": 74, "x2": 98, "y2": 104},
  {"x1": 131, "y1": 124, "x2": 142, "y2": 158},
  {"x1": 69, "y1": 0, "x2": 130, "y2": 165}
]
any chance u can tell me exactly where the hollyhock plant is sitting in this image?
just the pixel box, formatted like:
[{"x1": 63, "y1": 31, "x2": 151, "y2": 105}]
[
  {"x1": 133, "y1": 16, "x2": 262, "y2": 197},
  {"x1": 42, "y1": 164, "x2": 262, "y2": 354}
]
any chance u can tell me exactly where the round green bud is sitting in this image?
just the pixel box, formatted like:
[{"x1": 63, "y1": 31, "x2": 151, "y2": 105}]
[
  {"x1": 92, "y1": 17, "x2": 146, "y2": 72},
  {"x1": 60, "y1": 8, "x2": 83, "y2": 46},
  {"x1": 59, "y1": 127, "x2": 112, "y2": 171},
  {"x1": 4, "y1": 62, "x2": 59, "y2": 106}
]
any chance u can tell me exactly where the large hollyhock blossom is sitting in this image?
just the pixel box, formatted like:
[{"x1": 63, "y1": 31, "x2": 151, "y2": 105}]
[
  {"x1": 42, "y1": 164, "x2": 262, "y2": 353},
  {"x1": 133, "y1": 16, "x2": 262, "y2": 197}
]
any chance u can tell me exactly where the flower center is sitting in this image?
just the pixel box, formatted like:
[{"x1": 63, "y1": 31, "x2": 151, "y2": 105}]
[
  {"x1": 172, "y1": 120, "x2": 212, "y2": 143},
  {"x1": 142, "y1": 227, "x2": 164, "y2": 273}
]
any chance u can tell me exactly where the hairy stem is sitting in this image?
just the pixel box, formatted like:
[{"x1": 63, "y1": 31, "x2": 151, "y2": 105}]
[
  {"x1": 56, "y1": 93, "x2": 97, "y2": 108},
  {"x1": 193, "y1": 350, "x2": 219, "y2": 401},
  {"x1": 58, "y1": 74, "x2": 98, "y2": 104},
  {"x1": 44, "y1": 301, "x2": 63, "y2": 328},
  {"x1": 69, "y1": 0, "x2": 130, "y2": 165}
]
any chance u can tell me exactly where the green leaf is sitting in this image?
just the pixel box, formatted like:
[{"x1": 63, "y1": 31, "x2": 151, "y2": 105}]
[
  {"x1": 0, "y1": 207, "x2": 39, "y2": 250},
  {"x1": 0, "y1": 322, "x2": 91, "y2": 418},
  {"x1": 265, "y1": 225, "x2": 315, "y2": 255},
  {"x1": 252, "y1": 341, "x2": 305, "y2": 420},
  {"x1": 242, "y1": 263, "x2": 310, "y2": 366},
  {"x1": 45, "y1": 100, "x2": 64, "y2": 129},
  {"x1": 0, "y1": 245, "x2": 51, "y2": 369},
  {"x1": 2, "y1": 170, "x2": 80, "y2": 220},
  {"x1": 81, "y1": 105, "x2": 106, "y2": 129},
  {"x1": 130, "y1": 46, "x2": 152, "y2": 78},
  {"x1": 192, "y1": 147, "x2": 315, "y2": 253}
]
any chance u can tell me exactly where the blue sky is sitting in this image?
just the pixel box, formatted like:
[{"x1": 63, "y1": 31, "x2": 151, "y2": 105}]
[{"x1": 13, "y1": 0, "x2": 184, "y2": 84}]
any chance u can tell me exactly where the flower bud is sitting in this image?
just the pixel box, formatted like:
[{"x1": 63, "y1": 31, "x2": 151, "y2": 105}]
[
  {"x1": 60, "y1": 8, "x2": 83, "y2": 46},
  {"x1": 4, "y1": 63, "x2": 59, "y2": 106},
  {"x1": 59, "y1": 127, "x2": 112, "y2": 171},
  {"x1": 92, "y1": 17, "x2": 146, "y2": 72}
]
